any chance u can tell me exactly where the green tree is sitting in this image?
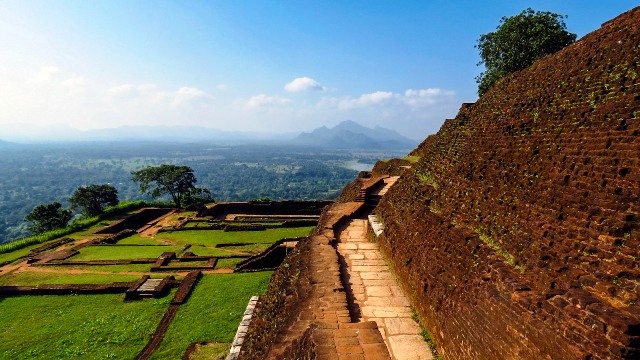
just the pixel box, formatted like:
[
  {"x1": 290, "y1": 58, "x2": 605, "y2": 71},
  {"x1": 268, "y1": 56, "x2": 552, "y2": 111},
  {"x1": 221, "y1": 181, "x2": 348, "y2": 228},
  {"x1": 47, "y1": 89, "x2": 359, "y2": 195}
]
[
  {"x1": 69, "y1": 184, "x2": 119, "y2": 217},
  {"x1": 476, "y1": 8, "x2": 576, "y2": 96},
  {"x1": 131, "y1": 164, "x2": 208, "y2": 208},
  {"x1": 24, "y1": 202, "x2": 73, "y2": 234},
  {"x1": 181, "y1": 187, "x2": 214, "y2": 211}
]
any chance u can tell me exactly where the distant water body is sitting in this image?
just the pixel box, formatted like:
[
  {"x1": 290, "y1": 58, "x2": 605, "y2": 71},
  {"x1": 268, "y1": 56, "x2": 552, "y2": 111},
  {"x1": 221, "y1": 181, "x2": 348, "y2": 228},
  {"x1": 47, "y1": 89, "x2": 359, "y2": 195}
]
[{"x1": 344, "y1": 161, "x2": 374, "y2": 172}]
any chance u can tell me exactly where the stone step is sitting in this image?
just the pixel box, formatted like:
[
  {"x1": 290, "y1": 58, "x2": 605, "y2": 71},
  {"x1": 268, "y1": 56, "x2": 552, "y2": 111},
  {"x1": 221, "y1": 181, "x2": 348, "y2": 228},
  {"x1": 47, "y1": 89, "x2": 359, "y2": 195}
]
[{"x1": 137, "y1": 279, "x2": 163, "y2": 292}]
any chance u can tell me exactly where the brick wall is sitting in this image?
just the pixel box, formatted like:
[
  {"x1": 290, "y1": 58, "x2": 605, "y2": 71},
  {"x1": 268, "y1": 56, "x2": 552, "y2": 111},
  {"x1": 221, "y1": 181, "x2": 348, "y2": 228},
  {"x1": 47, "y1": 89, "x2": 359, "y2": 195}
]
[{"x1": 376, "y1": 7, "x2": 640, "y2": 359}]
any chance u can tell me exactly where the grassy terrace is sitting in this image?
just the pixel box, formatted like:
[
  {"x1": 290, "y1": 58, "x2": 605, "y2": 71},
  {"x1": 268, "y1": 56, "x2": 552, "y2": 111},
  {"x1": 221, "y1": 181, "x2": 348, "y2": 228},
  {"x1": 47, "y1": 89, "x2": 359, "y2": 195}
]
[
  {"x1": 150, "y1": 273, "x2": 272, "y2": 359},
  {"x1": 70, "y1": 245, "x2": 184, "y2": 261},
  {"x1": 0, "y1": 206, "x2": 315, "y2": 359},
  {"x1": 0, "y1": 292, "x2": 173, "y2": 359},
  {"x1": 42, "y1": 264, "x2": 158, "y2": 273},
  {"x1": 116, "y1": 235, "x2": 167, "y2": 245},
  {"x1": 156, "y1": 227, "x2": 314, "y2": 247},
  {"x1": 0, "y1": 271, "x2": 141, "y2": 286}
]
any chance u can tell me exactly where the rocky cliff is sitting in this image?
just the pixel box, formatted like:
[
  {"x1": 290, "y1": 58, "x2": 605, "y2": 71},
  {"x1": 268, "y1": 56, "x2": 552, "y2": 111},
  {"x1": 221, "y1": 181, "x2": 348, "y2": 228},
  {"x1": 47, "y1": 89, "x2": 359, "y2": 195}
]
[{"x1": 374, "y1": 7, "x2": 640, "y2": 359}]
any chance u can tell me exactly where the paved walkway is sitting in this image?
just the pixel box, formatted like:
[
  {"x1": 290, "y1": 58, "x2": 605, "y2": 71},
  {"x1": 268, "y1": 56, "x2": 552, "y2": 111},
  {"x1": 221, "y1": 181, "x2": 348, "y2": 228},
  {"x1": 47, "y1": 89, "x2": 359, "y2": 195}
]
[
  {"x1": 369, "y1": 176, "x2": 400, "y2": 197},
  {"x1": 337, "y1": 219, "x2": 433, "y2": 360}
]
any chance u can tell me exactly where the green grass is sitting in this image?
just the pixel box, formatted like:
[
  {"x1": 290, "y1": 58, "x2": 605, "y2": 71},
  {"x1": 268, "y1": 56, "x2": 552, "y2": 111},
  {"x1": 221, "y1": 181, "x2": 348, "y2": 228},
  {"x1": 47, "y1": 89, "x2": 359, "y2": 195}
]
[
  {"x1": 43, "y1": 264, "x2": 154, "y2": 273},
  {"x1": 0, "y1": 292, "x2": 173, "y2": 359},
  {"x1": 0, "y1": 271, "x2": 141, "y2": 286},
  {"x1": 215, "y1": 258, "x2": 243, "y2": 270},
  {"x1": 0, "y1": 243, "x2": 43, "y2": 265},
  {"x1": 221, "y1": 243, "x2": 271, "y2": 254},
  {"x1": 189, "y1": 343, "x2": 229, "y2": 360},
  {"x1": 150, "y1": 272, "x2": 272, "y2": 359},
  {"x1": 70, "y1": 245, "x2": 184, "y2": 261},
  {"x1": 117, "y1": 234, "x2": 168, "y2": 246},
  {"x1": 156, "y1": 227, "x2": 313, "y2": 247},
  {"x1": 403, "y1": 155, "x2": 421, "y2": 163},
  {"x1": 187, "y1": 245, "x2": 235, "y2": 257}
]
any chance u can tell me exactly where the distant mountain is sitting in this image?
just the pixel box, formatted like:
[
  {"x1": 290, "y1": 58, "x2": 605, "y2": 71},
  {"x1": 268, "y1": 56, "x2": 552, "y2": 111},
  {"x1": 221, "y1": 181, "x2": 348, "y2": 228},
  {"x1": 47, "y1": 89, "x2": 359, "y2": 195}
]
[{"x1": 290, "y1": 120, "x2": 418, "y2": 150}]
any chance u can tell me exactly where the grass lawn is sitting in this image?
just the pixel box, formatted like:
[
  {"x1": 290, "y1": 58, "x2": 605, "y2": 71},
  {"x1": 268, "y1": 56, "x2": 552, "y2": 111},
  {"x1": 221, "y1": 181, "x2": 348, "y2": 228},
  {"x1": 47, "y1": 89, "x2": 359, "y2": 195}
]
[
  {"x1": 215, "y1": 258, "x2": 244, "y2": 270},
  {"x1": 189, "y1": 342, "x2": 229, "y2": 360},
  {"x1": 0, "y1": 244, "x2": 42, "y2": 265},
  {"x1": 0, "y1": 271, "x2": 141, "y2": 286},
  {"x1": 221, "y1": 243, "x2": 272, "y2": 255},
  {"x1": 70, "y1": 245, "x2": 184, "y2": 261},
  {"x1": 186, "y1": 245, "x2": 233, "y2": 257},
  {"x1": 44, "y1": 264, "x2": 155, "y2": 273},
  {"x1": 150, "y1": 272, "x2": 272, "y2": 359},
  {"x1": 156, "y1": 227, "x2": 313, "y2": 247},
  {"x1": 116, "y1": 234, "x2": 168, "y2": 246},
  {"x1": 0, "y1": 292, "x2": 173, "y2": 359}
]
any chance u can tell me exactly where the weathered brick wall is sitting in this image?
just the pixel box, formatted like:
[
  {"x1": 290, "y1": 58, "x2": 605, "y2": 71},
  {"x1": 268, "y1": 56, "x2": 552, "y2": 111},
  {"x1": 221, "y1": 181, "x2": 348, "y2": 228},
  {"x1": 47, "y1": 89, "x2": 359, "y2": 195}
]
[
  {"x1": 371, "y1": 158, "x2": 411, "y2": 176},
  {"x1": 376, "y1": 7, "x2": 640, "y2": 359},
  {"x1": 201, "y1": 201, "x2": 332, "y2": 218},
  {"x1": 94, "y1": 208, "x2": 173, "y2": 234}
]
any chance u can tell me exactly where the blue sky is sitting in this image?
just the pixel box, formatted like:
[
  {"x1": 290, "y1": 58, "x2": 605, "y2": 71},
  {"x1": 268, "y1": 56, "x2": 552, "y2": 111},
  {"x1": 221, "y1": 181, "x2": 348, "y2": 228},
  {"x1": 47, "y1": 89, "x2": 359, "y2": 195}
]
[{"x1": 0, "y1": 1, "x2": 637, "y2": 141}]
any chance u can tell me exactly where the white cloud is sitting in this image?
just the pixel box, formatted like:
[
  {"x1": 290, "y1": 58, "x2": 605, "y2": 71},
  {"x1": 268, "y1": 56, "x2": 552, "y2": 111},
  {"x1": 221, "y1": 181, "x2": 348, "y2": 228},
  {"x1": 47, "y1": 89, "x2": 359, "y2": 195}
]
[
  {"x1": 26, "y1": 66, "x2": 61, "y2": 84},
  {"x1": 171, "y1": 86, "x2": 208, "y2": 107},
  {"x1": 338, "y1": 91, "x2": 396, "y2": 109},
  {"x1": 329, "y1": 88, "x2": 455, "y2": 110},
  {"x1": 106, "y1": 83, "x2": 158, "y2": 99},
  {"x1": 106, "y1": 84, "x2": 136, "y2": 97},
  {"x1": 284, "y1": 77, "x2": 324, "y2": 92},
  {"x1": 245, "y1": 94, "x2": 291, "y2": 108},
  {"x1": 60, "y1": 76, "x2": 85, "y2": 88},
  {"x1": 105, "y1": 84, "x2": 211, "y2": 110},
  {"x1": 402, "y1": 88, "x2": 455, "y2": 106}
]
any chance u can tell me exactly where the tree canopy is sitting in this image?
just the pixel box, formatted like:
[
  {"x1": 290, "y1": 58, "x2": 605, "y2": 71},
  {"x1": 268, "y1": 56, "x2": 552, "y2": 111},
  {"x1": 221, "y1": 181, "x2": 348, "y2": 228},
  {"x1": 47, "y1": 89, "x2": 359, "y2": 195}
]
[
  {"x1": 475, "y1": 8, "x2": 577, "y2": 96},
  {"x1": 69, "y1": 184, "x2": 119, "y2": 217},
  {"x1": 24, "y1": 202, "x2": 73, "y2": 234},
  {"x1": 131, "y1": 164, "x2": 207, "y2": 208}
]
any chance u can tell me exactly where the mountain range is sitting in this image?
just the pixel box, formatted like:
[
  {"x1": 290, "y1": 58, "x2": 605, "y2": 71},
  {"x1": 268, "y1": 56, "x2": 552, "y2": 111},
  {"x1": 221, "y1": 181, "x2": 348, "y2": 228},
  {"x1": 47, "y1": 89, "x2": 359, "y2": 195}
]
[
  {"x1": 2, "y1": 121, "x2": 418, "y2": 149},
  {"x1": 289, "y1": 120, "x2": 418, "y2": 150}
]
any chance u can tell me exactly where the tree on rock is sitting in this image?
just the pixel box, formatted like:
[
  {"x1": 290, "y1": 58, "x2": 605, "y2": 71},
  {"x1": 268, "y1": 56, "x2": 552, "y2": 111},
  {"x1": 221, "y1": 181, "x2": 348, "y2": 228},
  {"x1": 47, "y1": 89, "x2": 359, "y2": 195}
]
[
  {"x1": 476, "y1": 8, "x2": 576, "y2": 96},
  {"x1": 69, "y1": 184, "x2": 119, "y2": 217},
  {"x1": 131, "y1": 164, "x2": 208, "y2": 208},
  {"x1": 24, "y1": 202, "x2": 73, "y2": 234}
]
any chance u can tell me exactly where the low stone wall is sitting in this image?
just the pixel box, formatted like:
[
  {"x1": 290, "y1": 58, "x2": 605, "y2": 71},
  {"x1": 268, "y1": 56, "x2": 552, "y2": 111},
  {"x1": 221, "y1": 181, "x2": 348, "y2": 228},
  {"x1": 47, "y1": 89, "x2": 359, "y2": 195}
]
[
  {"x1": 0, "y1": 282, "x2": 133, "y2": 296},
  {"x1": 136, "y1": 271, "x2": 201, "y2": 360},
  {"x1": 200, "y1": 201, "x2": 332, "y2": 218},
  {"x1": 235, "y1": 238, "x2": 302, "y2": 272},
  {"x1": 94, "y1": 208, "x2": 174, "y2": 234}
]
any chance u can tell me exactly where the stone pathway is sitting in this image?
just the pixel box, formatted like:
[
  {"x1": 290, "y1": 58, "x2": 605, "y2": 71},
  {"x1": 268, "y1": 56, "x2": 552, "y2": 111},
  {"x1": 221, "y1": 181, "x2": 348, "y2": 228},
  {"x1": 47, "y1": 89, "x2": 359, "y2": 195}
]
[
  {"x1": 369, "y1": 176, "x2": 400, "y2": 197},
  {"x1": 337, "y1": 219, "x2": 433, "y2": 360}
]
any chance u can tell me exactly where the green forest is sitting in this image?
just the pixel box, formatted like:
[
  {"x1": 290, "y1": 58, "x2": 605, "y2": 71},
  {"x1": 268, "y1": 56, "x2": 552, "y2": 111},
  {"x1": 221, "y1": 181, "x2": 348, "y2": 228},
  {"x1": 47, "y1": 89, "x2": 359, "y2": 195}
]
[{"x1": 0, "y1": 141, "x2": 401, "y2": 243}]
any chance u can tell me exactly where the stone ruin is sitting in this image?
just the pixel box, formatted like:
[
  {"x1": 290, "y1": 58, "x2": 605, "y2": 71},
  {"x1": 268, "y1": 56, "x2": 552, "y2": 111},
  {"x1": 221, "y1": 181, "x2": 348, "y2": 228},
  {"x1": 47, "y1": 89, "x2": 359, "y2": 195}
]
[
  {"x1": 239, "y1": 7, "x2": 640, "y2": 360},
  {"x1": 372, "y1": 7, "x2": 640, "y2": 359}
]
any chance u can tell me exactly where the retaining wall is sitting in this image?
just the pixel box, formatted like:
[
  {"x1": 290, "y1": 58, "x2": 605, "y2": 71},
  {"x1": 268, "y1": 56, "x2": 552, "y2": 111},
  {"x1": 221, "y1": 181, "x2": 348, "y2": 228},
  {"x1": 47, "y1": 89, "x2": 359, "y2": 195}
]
[{"x1": 375, "y1": 7, "x2": 640, "y2": 359}]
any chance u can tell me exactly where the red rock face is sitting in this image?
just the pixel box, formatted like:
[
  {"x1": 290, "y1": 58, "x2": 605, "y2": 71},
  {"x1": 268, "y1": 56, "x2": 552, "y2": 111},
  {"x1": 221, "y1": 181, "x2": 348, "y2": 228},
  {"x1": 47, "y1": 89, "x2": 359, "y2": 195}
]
[{"x1": 376, "y1": 7, "x2": 640, "y2": 360}]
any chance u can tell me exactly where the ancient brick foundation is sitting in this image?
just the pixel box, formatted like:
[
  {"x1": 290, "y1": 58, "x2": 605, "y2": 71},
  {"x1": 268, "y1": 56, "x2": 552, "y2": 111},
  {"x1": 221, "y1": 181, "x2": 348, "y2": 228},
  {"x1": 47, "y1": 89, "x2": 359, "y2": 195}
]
[
  {"x1": 94, "y1": 208, "x2": 174, "y2": 234},
  {"x1": 200, "y1": 201, "x2": 332, "y2": 218}
]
